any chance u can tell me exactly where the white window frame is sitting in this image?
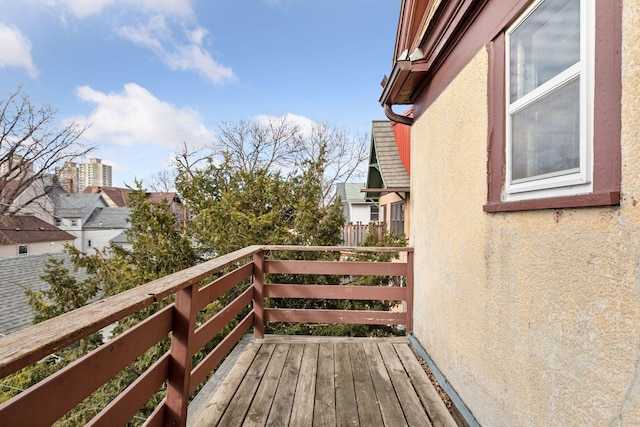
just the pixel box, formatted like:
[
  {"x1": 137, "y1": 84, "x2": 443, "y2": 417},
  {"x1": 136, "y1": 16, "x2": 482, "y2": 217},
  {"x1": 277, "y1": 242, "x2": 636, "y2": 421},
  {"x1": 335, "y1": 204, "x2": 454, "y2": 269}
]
[{"x1": 504, "y1": 0, "x2": 595, "y2": 201}]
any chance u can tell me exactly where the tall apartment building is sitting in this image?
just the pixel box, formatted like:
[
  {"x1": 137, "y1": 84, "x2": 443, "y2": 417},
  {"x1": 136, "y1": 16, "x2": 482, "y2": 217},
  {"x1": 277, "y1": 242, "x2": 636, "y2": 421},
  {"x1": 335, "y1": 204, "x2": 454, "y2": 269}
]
[
  {"x1": 56, "y1": 158, "x2": 113, "y2": 192},
  {"x1": 78, "y1": 158, "x2": 112, "y2": 190}
]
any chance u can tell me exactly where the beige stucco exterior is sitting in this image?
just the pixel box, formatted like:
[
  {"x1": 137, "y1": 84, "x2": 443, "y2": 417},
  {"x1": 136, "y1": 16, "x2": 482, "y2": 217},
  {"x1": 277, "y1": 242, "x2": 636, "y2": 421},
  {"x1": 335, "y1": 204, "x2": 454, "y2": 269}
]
[{"x1": 410, "y1": 3, "x2": 640, "y2": 425}]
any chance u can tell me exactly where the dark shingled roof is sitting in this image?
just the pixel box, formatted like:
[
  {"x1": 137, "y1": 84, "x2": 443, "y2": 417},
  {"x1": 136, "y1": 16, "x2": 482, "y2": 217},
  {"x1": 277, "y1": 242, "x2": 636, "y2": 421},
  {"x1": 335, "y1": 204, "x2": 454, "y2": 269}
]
[
  {"x1": 0, "y1": 216, "x2": 75, "y2": 246},
  {"x1": 83, "y1": 207, "x2": 131, "y2": 229},
  {"x1": 371, "y1": 121, "x2": 410, "y2": 188},
  {"x1": 365, "y1": 121, "x2": 410, "y2": 200},
  {"x1": 0, "y1": 253, "x2": 89, "y2": 336},
  {"x1": 50, "y1": 190, "x2": 108, "y2": 221}
]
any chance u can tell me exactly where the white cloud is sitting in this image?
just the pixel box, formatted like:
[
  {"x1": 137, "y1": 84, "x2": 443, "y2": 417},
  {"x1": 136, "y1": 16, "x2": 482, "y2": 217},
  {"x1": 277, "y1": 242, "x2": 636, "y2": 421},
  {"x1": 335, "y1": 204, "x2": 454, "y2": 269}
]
[
  {"x1": 70, "y1": 83, "x2": 212, "y2": 147},
  {"x1": 0, "y1": 24, "x2": 38, "y2": 78},
  {"x1": 119, "y1": 17, "x2": 236, "y2": 85},
  {"x1": 43, "y1": 0, "x2": 192, "y2": 19}
]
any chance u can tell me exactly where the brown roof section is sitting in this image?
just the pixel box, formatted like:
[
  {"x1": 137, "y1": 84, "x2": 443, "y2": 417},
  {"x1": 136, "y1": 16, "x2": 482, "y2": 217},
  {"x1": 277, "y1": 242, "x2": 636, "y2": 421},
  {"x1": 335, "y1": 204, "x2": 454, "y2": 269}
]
[
  {"x1": 83, "y1": 187, "x2": 132, "y2": 207},
  {"x1": 146, "y1": 192, "x2": 179, "y2": 204},
  {"x1": 83, "y1": 187, "x2": 180, "y2": 207},
  {"x1": 0, "y1": 216, "x2": 75, "y2": 246}
]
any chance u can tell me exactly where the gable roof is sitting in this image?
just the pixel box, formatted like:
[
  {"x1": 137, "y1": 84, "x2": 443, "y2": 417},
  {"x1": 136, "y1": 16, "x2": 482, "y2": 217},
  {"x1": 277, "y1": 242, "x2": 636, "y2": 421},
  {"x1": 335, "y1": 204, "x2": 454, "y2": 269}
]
[
  {"x1": 84, "y1": 186, "x2": 132, "y2": 207},
  {"x1": 0, "y1": 216, "x2": 74, "y2": 246},
  {"x1": 365, "y1": 120, "x2": 410, "y2": 200},
  {"x1": 83, "y1": 187, "x2": 181, "y2": 208},
  {"x1": 336, "y1": 183, "x2": 368, "y2": 203},
  {"x1": 0, "y1": 253, "x2": 89, "y2": 336},
  {"x1": 50, "y1": 189, "x2": 108, "y2": 221}
]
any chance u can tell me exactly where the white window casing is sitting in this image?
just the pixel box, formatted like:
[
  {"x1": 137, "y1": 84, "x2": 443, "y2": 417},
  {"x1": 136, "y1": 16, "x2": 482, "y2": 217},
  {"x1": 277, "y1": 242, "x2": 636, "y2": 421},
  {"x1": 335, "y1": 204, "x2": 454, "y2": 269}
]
[{"x1": 504, "y1": 0, "x2": 595, "y2": 201}]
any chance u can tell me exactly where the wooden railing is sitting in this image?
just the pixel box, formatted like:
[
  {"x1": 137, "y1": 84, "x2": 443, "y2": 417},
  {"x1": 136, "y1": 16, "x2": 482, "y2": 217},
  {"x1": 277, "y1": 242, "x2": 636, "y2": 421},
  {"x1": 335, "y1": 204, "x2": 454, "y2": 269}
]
[{"x1": 0, "y1": 245, "x2": 413, "y2": 426}]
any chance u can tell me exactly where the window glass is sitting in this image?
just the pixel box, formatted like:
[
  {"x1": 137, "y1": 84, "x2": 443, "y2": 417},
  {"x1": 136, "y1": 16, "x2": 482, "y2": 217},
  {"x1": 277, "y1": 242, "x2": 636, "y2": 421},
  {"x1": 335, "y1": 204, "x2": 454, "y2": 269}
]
[
  {"x1": 370, "y1": 205, "x2": 379, "y2": 222},
  {"x1": 510, "y1": 0, "x2": 580, "y2": 102},
  {"x1": 390, "y1": 202, "x2": 405, "y2": 236},
  {"x1": 18, "y1": 245, "x2": 28, "y2": 255},
  {"x1": 511, "y1": 77, "x2": 580, "y2": 181}
]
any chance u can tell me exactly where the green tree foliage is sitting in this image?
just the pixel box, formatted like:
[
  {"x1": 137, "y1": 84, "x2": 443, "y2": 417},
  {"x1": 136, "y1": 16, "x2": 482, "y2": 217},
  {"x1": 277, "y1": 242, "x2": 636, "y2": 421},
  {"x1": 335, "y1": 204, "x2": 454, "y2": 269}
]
[
  {"x1": 3, "y1": 116, "x2": 376, "y2": 424},
  {"x1": 25, "y1": 257, "x2": 99, "y2": 324},
  {"x1": 0, "y1": 184, "x2": 199, "y2": 424}
]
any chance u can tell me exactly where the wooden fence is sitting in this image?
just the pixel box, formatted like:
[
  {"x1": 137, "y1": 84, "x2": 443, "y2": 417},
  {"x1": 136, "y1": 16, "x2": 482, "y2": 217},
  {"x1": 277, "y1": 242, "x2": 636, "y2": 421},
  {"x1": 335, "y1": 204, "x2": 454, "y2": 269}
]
[{"x1": 340, "y1": 221, "x2": 385, "y2": 246}]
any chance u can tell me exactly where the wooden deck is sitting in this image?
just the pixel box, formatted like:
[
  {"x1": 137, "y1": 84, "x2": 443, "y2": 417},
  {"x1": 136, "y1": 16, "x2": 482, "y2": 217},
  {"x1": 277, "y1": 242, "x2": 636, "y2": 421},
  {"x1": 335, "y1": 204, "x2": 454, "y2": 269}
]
[{"x1": 191, "y1": 336, "x2": 456, "y2": 427}]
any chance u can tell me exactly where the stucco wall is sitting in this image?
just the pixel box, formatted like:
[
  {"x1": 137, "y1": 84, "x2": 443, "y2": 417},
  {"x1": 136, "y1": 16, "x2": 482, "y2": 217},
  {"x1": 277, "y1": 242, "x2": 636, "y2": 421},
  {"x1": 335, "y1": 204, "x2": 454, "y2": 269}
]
[{"x1": 410, "y1": 4, "x2": 640, "y2": 425}]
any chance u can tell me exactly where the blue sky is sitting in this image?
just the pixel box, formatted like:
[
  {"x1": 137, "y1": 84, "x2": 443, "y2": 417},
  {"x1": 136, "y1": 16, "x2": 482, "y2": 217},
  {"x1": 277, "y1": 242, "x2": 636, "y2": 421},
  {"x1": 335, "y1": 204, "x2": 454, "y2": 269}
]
[{"x1": 0, "y1": 0, "x2": 400, "y2": 188}]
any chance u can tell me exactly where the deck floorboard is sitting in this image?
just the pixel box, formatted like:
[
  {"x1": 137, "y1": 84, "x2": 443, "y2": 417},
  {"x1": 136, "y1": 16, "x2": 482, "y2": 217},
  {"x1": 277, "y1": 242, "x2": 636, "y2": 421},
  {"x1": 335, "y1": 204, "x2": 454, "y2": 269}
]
[{"x1": 192, "y1": 337, "x2": 455, "y2": 427}]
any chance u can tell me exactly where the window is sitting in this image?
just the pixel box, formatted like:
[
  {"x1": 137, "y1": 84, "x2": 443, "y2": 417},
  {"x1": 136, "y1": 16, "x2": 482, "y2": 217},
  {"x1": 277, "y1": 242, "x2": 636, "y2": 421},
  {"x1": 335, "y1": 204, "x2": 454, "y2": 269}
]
[
  {"x1": 506, "y1": 0, "x2": 590, "y2": 200},
  {"x1": 485, "y1": 0, "x2": 621, "y2": 212},
  {"x1": 71, "y1": 219, "x2": 78, "y2": 227},
  {"x1": 55, "y1": 218, "x2": 62, "y2": 226},
  {"x1": 18, "y1": 245, "x2": 28, "y2": 256},
  {"x1": 390, "y1": 202, "x2": 405, "y2": 235},
  {"x1": 370, "y1": 205, "x2": 379, "y2": 222},
  {"x1": 87, "y1": 239, "x2": 92, "y2": 248}
]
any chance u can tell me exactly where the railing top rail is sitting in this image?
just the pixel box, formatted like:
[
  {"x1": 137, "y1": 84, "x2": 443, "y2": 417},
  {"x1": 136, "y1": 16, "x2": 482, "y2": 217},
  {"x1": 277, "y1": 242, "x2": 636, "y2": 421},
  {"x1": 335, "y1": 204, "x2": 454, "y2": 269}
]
[
  {"x1": 261, "y1": 245, "x2": 413, "y2": 253},
  {"x1": 0, "y1": 245, "x2": 262, "y2": 377}
]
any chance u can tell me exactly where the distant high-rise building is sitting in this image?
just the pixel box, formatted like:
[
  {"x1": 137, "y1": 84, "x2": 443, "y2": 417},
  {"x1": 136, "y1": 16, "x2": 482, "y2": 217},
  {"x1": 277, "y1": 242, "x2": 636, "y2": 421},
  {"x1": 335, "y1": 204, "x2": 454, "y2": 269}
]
[
  {"x1": 78, "y1": 158, "x2": 112, "y2": 190},
  {"x1": 55, "y1": 158, "x2": 113, "y2": 192}
]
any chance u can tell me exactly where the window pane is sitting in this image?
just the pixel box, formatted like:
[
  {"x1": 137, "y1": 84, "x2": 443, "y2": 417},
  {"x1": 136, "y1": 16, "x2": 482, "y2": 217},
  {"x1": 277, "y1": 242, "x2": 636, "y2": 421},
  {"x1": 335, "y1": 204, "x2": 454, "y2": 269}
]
[
  {"x1": 511, "y1": 78, "x2": 580, "y2": 181},
  {"x1": 510, "y1": 0, "x2": 580, "y2": 102}
]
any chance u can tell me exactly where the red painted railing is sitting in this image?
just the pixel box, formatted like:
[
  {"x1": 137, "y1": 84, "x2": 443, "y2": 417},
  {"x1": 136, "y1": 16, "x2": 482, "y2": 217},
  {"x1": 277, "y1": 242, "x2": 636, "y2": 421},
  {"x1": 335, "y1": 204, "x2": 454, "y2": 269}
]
[{"x1": 0, "y1": 245, "x2": 413, "y2": 426}]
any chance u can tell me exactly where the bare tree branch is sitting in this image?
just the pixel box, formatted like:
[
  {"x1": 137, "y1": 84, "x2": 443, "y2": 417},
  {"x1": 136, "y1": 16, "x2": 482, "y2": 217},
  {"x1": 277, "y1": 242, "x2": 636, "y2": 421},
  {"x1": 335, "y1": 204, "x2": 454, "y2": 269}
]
[
  {"x1": 0, "y1": 87, "x2": 93, "y2": 224},
  {"x1": 215, "y1": 116, "x2": 301, "y2": 173}
]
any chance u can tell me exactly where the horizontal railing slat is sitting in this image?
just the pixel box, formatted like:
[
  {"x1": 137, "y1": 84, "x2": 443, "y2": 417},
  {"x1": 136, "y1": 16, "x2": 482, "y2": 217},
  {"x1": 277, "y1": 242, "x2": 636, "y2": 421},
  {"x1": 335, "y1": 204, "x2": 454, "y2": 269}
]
[
  {"x1": 142, "y1": 396, "x2": 166, "y2": 427},
  {"x1": 0, "y1": 305, "x2": 173, "y2": 426},
  {"x1": 264, "y1": 308, "x2": 407, "y2": 326},
  {"x1": 86, "y1": 353, "x2": 170, "y2": 427},
  {"x1": 262, "y1": 245, "x2": 412, "y2": 253},
  {"x1": 193, "y1": 286, "x2": 253, "y2": 351},
  {"x1": 264, "y1": 260, "x2": 407, "y2": 276},
  {"x1": 190, "y1": 312, "x2": 254, "y2": 393},
  {"x1": 196, "y1": 263, "x2": 253, "y2": 312},
  {"x1": 264, "y1": 284, "x2": 407, "y2": 301}
]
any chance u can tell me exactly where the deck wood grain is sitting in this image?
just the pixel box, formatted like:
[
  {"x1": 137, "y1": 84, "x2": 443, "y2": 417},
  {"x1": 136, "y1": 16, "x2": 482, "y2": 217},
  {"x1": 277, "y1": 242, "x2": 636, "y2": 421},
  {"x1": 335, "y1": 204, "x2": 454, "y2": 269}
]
[{"x1": 192, "y1": 337, "x2": 455, "y2": 427}]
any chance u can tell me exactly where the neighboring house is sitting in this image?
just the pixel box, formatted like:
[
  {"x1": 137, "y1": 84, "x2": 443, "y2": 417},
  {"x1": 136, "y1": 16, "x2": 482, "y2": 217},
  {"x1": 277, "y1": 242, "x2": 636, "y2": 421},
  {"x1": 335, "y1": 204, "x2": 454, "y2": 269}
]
[
  {"x1": 82, "y1": 207, "x2": 131, "y2": 252},
  {"x1": 0, "y1": 215, "x2": 75, "y2": 258},
  {"x1": 379, "y1": 1, "x2": 638, "y2": 426},
  {"x1": 364, "y1": 120, "x2": 411, "y2": 236},
  {"x1": 84, "y1": 187, "x2": 184, "y2": 226},
  {"x1": 50, "y1": 189, "x2": 109, "y2": 251},
  {"x1": 1, "y1": 177, "x2": 56, "y2": 224},
  {"x1": 335, "y1": 183, "x2": 379, "y2": 224},
  {"x1": 0, "y1": 253, "x2": 88, "y2": 336},
  {"x1": 109, "y1": 231, "x2": 132, "y2": 251}
]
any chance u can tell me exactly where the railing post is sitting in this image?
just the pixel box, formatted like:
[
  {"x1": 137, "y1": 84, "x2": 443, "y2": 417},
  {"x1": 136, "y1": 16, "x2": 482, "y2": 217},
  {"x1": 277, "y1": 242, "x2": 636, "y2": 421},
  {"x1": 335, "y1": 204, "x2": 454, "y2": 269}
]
[
  {"x1": 406, "y1": 250, "x2": 414, "y2": 334},
  {"x1": 253, "y1": 251, "x2": 265, "y2": 339},
  {"x1": 165, "y1": 284, "x2": 197, "y2": 426}
]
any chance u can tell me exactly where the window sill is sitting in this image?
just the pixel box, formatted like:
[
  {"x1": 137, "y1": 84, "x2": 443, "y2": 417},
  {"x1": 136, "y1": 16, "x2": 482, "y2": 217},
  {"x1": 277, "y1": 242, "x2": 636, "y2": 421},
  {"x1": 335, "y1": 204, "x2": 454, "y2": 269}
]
[{"x1": 483, "y1": 191, "x2": 620, "y2": 212}]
